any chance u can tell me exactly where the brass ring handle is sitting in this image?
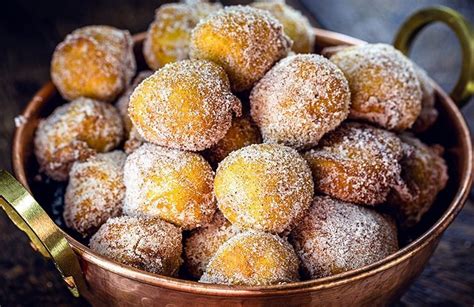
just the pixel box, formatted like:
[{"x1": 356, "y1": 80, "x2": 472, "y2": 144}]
[
  {"x1": 0, "y1": 170, "x2": 86, "y2": 297},
  {"x1": 393, "y1": 6, "x2": 474, "y2": 106}
]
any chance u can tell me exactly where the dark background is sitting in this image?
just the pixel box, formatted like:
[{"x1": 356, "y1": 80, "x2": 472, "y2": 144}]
[{"x1": 0, "y1": 0, "x2": 473, "y2": 305}]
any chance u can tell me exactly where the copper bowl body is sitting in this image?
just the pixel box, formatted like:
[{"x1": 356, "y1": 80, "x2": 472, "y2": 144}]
[{"x1": 11, "y1": 29, "x2": 473, "y2": 306}]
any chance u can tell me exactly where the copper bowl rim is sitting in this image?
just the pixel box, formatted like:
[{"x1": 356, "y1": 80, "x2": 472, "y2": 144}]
[{"x1": 12, "y1": 28, "x2": 473, "y2": 297}]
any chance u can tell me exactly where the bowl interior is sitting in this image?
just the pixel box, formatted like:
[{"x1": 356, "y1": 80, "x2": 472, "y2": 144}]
[{"x1": 12, "y1": 29, "x2": 473, "y2": 292}]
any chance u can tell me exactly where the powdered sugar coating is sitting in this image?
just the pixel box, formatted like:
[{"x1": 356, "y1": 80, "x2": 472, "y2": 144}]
[
  {"x1": 200, "y1": 231, "x2": 299, "y2": 285},
  {"x1": 411, "y1": 65, "x2": 438, "y2": 133},
  {"x1": 190, "y1": 5, "x2": 292, "y2": 91},
  {"x1": 330, "y1": 43, "x2": 422, "y2": 130},
  {"x1": 124, "y1": 126, "x2": 145, "y2": 154},
  {"x1": 184, "y1": 211, "x2": 241, "y2": 279},
  {"x1": 290, "y1": 196, "x2": 398, "y2": 279},
  {"x1": 251, "y1": 1, "x2": 314, "y2": 53},
  {"x1": 115, "y1": 71, "x2": 153, "y2": 136},
  {"x1": 388, "y1": 134, "x2": 448, "y2": 228},
  {"x1": 34, "y1": 97, "x2": 124, "y2": 181},
  {"x1": 250, "y1": 54, "x2": 350, "y2": 149},
  {"x1": 64, "y1": 151, "x2": 126, "y2": 236},
  {"x1": 89, "y1": 215, "x2": 183, "y2": 276},
  {"x1": 129, "y1": 59, "x2": 241, "y2": 151},
  {"x1": 206, "y1": 115, "x2": 262, "y2": 165},
  {"x1": 123, "y1": 143, "x2": 216, "y2": 230},
  {"x1": 51, "y1": 25, "x2": 136, "y2": 102},
  {"x1": 303, "y1": 122, "x2": 404, "y2": 205},
  {"x1": 214, "y1": 143, "x2": 314, "y2": 233},
  {"x1": 143, "y1": 2, "x2": 222, "y2": 69}
]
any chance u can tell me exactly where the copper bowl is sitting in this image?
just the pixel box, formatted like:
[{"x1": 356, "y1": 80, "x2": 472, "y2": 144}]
[{"x1": 1, "y1": 6, "x2": 474, "y2": 306}]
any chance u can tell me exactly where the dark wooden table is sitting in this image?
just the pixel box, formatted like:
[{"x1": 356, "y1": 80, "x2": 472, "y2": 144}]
[{"x1": 0, "y1": 0, "x2": 473, "y2": 306}]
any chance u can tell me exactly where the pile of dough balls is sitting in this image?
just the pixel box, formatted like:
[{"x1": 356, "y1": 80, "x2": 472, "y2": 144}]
[{"x1": 35, "y1": 0, "x2": 448, "y2": 286}]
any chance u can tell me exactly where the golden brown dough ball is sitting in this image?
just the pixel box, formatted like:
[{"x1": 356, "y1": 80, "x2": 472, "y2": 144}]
[
  {"x1": 129, "y1": 59, "x2": 241, "y2": 151},
  {"x1": 64, "y1": 151, "x2": 126, "y2": 237},
  {"x1": 252, "y1": 1, "x2": 314, "y2": 53},
  {"x1": 388, "y1": 134, "x2": 448, "y2": 228},
  {"x1": 214, "y1": 143, "x2": 314, "y2": 233},
  {"x1": 200, "y1": 231, "x2": 299, "y2": 285},
  {"x1": 320, "y1": 45, "x2": 349, "y2": 58},
  {"x1": 89, "y1": 216, "x2": 182, "y2": 276},
  {"x1": 330, "y1": 43, "x2": 422, "y2": 130},
  {"x1": 184, "y1": 211, "x2": 240, "y2": 279},
  {"x1": 123, "y1": 126, "x2": 145, "y2": 155},
  {"x1": 206, "y1": 116, "x2": 261, "y2": 165},
  {"x1": 34, "y1": 97, "x2": 124, "y2": 181},
  {"x1": 190, "y1": 5, "x2": 292, "y2": 91},
  {"x1": 250, "y1": 54, "x2": 351, "y2": 149},
  {"x1": 411, "y1": 65, "x2": 438, "y2": 133},
  {"x1": 123, "y1": 143, "x2": 216, "y2": 230},
  {"x1": 303, "y1": 122, "x2": 404, "y2": 206},
  {"x1": 290, "y1": 196, "x2": 398, "y2": 279},
  {"x1": 51, "y1": 25, "x2": 136, "y2": 102},
  {"x1": 143, "y1": 1, "x2": 222, "y2": 69},
  {"x1": 115, "y1": 71, "x2": 153, "y2": 137}
]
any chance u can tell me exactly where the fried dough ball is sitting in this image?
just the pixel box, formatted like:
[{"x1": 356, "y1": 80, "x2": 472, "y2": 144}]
[
  {"x1": 388, "y1": 134, "x2": 448, "y2": 228},
  {"x1": 290, "y1": 196, "x2": 398, "y2": 279},
  {"x1": 184, "y1": 211, "x2": 240, "y2": 279},
  {"x1": 123, "y1": 126, "x2": 145, "y2": 154},
  {"x1": 322, "y1": 45, "x2": 437, "y2": 133},
  {"x1": 250, "y1": 54, "x2": 350, "y2": 149},
  {"x1": 143, "y1": 1, "x2": 222, "y2": 69},
  {"x1": 200, "y1": 231, "x2": 299, "y2": 285},
  {"x1": 64, "y1": 151, "x2": 126, "y2": 237},
  {"x1": 89, "y1": 216, "x2": 183, "y2": 276},
  {"x1": 411, "y1": 65, "x2": 438, "y2": 133},
  {"x1": 190, "y1": 5, "x2": 292, "y2": 92},
  {"x1": 34, "y1": 98, "x2": 124, "y2": 181},
  {"x1": 320, "y1": 45, "x2": 349, "y2": 58},
  {"x1": 129, "y1": 60, "x2": 241, "y2": 151},
  {"x1": 252, "y1": 1, "x2": 314, "y2": 53},
  {"x1": 51, "y1": 25, "x2": 136, "y2": 102},
  {"x1": 115, "y1": 71, "x2": 153, "y2": 136},
  {"x1": 123, "y1": 143, "x2": 216, "y2": 230},
  {"x1": 214, "y1": 144, "x2": 314, "y2": 233},
  {"x1": 206, "y1": 116, "x2": 261, "y2": 165},
  {"x1": 303, "y1": 122, "x2": 404, "y2": 205},
  {"x1": 330, "y1": 43, "x2": 422, "y2": 130}
]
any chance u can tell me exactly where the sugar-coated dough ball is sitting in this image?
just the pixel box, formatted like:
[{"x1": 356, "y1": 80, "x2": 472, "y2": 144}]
[
  {"x1": 411, "y1": 65, "x2": 438, "y2": 133},
  {"x1": 388, "y1": 134, "x2": 448, "y2": 228},
  {"x1": 34, "y1": 97, "x2": 124, "y2": 181},
  {"x1": 123, "y1": 143, "x2": 216, "y2": 230},
  {"x1": 123, "y1": 126, "x2": 145, "y2": 155},
  {"x1": 89, "y1": 216, "x2": 183, "y2": 276},
  {"x1": 129, "y1": 59, "x2": 241, "y2": 151},
  {"x1": 190, "y1": 5, "x2": 292, "y2": 91},
  {"x1": 200, "y1": 231, "x2": 299, "y2": 285},
  {"x1": 184, "y1": 211, "x2": 240, "y2": 279},
  {"x1": 304, "y1": 122, "x2": 404, "y2": 205},
  {"x1": 115, "y1": 71, "x2": 153, "y2": 137},
  {"x1": 214, "y1": 143, "x2": 314, "y2": 233},
  {"x1": 143, "y1": 1, "x2": 222, "y2": 69},
  {"x1": 250, "y1": 54, "x2": 350, "y2": 149},
  {"x1": 51, "y1": 25, "x2": 136, "y2": 102},
  {"x1": 64, "y1": 151, "x2": 126, "y2": 236},
  {"x1": 206, "y1": 116, "x2": 261, "y2": 165},
  {"x1": 290, "y1": 196, "x2": 398, "y2": 278},
  {"x1": 330, "y1": 43, "x2": 422, "y2": 130},
  {"x1": 252, "y1": 1, "x2": 314, "y2": 53}
]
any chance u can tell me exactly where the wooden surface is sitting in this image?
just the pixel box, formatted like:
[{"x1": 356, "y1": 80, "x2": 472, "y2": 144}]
[{"x1": 0, "y1": 0, "x2": 473, "y2": 306}]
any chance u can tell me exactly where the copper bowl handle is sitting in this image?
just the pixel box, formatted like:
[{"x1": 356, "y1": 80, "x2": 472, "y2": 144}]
[
  {"x1": 0, "y1": 170, "x2": 86, "y2": 297},
  {"x1": 393, "y1": 6, "x2": 474, "y2": 106}
]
